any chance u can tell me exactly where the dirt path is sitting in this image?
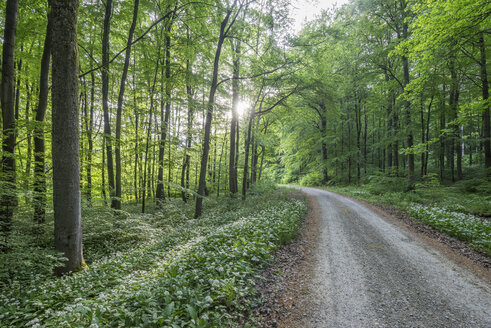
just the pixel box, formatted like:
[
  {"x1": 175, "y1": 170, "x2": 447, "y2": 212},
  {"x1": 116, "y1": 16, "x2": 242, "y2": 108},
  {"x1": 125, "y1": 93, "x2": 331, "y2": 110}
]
[{"x1": 256, "y1": 187, "x2": 491, "y2": 328}]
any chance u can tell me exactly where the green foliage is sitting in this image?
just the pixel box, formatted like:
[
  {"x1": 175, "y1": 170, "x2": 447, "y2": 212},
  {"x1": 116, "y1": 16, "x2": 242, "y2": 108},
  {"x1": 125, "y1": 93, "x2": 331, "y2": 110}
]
[
  {"x1": 414, "y1": 173, "x2": 440, "y2": 189},
  {"x1": 454, "y1": 178, "x2": 491, "y2": 195},
  {"x1": 299, "y1": 171, "x2": 324, "y2": 187},
  {"x1": 365, "y1": 173, "x2": 408, "y2": 194},
  {"x1": 327, "y1": 178, "x2": 491, "y2": 255},
  {"x1": 408, "y1": 205, "x2": 491, "y2": 255},
  {"x1": 0, "y1": 190, "x2": 306, "y2": 327}
]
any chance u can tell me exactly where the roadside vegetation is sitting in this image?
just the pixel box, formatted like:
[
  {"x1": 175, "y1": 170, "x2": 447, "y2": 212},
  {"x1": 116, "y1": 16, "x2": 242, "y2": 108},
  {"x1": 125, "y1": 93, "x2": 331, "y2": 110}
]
[
  {"x1": 320, "y1": 173, "x2": 491, "y2": 256},
  {"x1": 0, "y1": 184, "x2": 307, "y2": 327}
]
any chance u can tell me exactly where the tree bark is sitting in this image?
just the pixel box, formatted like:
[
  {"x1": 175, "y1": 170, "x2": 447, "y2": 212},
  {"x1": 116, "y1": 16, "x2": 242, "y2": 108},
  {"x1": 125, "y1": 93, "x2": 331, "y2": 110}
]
[
  {"x1": 195, "y1": 3, "x2": 236, "y2": 218},
  {"x1": 402, "y1": 19, "x2": 414, "y2": 189},
  {"x1": 242, "y1": 103, "x2": 256, "y2": 200},
  {"x1": 156, "y1": 19, "x2": 173, "y2": 205},
  {"x1": 0, "y1": 0, "x2": 18, "y2": 247},
  {"x1": 440, "y1": 85, "x2": 446, "y2": 182},
  {"x1": 51, "y1": 0, "x2": 85, "y2": 274},
  {"x1": 229, "y1": 39, "x2": 240, "y2": 195},
  {"x1": 115, "y1": 0, "x2": 140, "y2": 210},
  {"x1": 181, "y1": 54, "x2": 194, "y2": 202},
  {"x1": 321, "y1": 112, "x2": 329, "y2": 184},
  {"x1": 479, "y1": 32, "x2": 490, "y2": 169},
  {"x1": 217, "y1": 125, "x2": 228, "y2": 197},
  {"x1": 141, "y1": 57, "x2": 160, "y2": 213},
  {"x1": 33, "y1": 9, "x2": 52, "y2": 224},
  {"x1": 102, "y1": 0, "x2": 116, "y2": 208}
]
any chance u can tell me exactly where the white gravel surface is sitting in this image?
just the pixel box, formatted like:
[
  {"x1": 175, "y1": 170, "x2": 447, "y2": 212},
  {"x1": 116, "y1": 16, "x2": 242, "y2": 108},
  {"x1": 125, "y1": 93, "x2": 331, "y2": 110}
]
[{"x1": 297, "y1": 187, "x2": 491, "y2": 328}]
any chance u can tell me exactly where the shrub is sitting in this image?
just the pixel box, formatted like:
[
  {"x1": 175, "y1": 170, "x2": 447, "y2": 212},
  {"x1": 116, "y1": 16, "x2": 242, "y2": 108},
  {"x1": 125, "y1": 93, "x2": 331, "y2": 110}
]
[
  {"x1": 366, "y1": 173, "x2": 407, "y2": 195},
  {"x1": 299, "y1": 171, "x2": 323, "y2": 186}
]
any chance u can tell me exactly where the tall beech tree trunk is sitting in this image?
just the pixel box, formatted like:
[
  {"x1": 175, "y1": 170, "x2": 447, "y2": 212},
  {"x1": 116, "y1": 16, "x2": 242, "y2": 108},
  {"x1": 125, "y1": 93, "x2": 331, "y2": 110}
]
[
  {"x1": 24, "y1": 83, "x2": 32, "y2": 203},
  {"x1": 479, "y1": 32, "x2": 490, "y2": 169},
  {"x1": 0, "y1": 0, "x2": 18, "y2": 247},
  {"x1": 229, "y1": 39, "x2": 240, "y2": 196},
  {"x1": 181, "y1": 54, "x2": 194, "y2": 202},
  {"x1": 385, "y1": 72, "x2": 393, "y2": 173},
  {"x1": 86, "y1": 68, "x2": 95, "y2": 205},
  {"x1": 440, "y1": 86, "x2": 446, "y2": 181},
  {"x1": 133, "y1": 58, "x2": 139, "y2": 202},
  {"x1": 424, "y1": 98, "x2": 431, "y2": 176},
  {"x1": 102, "y1": 0, "x2": 116, "y2": 208},
  {"x1": 251, "y1": 116, "x2": 259, "y2": 186},
  {"x1": 402, "y1": 19, "x2": 414, "y2": 189},
  {"x1": 217, "y1": 126, "x2": 228, "y2": 197},
  {"x1": 115, "y1": 0, "x2": 139, "y2": 210},
  {"x1": 243, "y1": 100, "x2": 258, "y2": 200},
  {"x1": 355, "y1": 96, "x2": 362, "y2": 182},
  {"x1": 156, "y1": 19, "x2": 173, "y2": 206},
  {"x1": 195, "y1": 3, "x2": 236, "y2": 218},
  {"x1": 449, "y1": 59, "x2": 462, "y2": 181},
  {"x1": 448, "y1": 59, "x2": 460, "y2": 182},
  {"x1": 141, "y1": 57, "x2": 160, "y2": 213},
  {"x1": 51, "y1": 0, "x2": 85, "y2": 274},
  {"x1": 33, "y1": 9, "x2": 52, "y2": 224},
  {"x1": 258, "y1": 120, "x2": 269, "y2": 181},
  {"x1": 321, "y1": 112, "x2": 329, "y2": 184}
]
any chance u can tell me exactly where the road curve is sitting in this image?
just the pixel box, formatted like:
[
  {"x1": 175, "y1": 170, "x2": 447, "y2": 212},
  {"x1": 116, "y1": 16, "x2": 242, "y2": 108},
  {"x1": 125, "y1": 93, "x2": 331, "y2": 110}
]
[{"x1": 295, "y1": 187, "x2": 491, "y2": 328}]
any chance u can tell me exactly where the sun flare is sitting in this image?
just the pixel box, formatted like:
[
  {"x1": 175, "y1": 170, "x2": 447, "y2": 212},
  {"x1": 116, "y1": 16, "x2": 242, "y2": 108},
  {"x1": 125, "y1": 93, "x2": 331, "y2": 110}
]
[{"x1": 237, "y1": 100, "x2": 249, "y2": 117}]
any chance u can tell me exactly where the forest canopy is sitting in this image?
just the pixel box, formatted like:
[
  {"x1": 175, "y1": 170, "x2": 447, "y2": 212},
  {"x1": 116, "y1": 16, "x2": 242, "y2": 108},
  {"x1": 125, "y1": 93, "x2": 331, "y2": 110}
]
[{"x1": 0, "y1": 0, "x2": 489, "y2": 282}]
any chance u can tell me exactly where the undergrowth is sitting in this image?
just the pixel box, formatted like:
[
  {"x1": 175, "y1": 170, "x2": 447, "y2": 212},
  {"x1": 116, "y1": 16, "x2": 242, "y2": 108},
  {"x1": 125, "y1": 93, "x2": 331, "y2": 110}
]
[
  {"x1": 0, "y1": 183, "x2": 307, "y2": 327},
  {"x1": 321, "y1": 173, "x2": 491, "y2": 255}
]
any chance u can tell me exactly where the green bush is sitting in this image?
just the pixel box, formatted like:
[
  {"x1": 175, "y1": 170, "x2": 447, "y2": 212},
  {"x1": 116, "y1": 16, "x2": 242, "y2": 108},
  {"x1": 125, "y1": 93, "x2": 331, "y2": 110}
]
[
  {"x1": 455, "y1": 177, "x2": 491, "y2": 195},
  {"x1": 299, "y1": 171, "x2": 323, "y2": 186},
  {"x1": 366, "y1": 174, "x2": 408, "y2": 195}
]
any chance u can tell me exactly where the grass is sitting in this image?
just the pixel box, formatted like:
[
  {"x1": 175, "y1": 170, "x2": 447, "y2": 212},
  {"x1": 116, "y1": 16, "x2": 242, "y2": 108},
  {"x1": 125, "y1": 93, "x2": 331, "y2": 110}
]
[{"x1": 0, "y1": 182, "x2": 307, "y2": 327}]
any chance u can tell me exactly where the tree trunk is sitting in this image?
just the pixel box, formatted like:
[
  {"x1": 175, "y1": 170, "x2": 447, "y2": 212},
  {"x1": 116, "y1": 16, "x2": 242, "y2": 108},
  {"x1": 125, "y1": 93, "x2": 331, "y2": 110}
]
[
  {"x1": 195, "y1": 4, "x2": 236, "y2": 218},
  {"x1": 450, "y1": 59, "x2": 463, "y2": 181},
  {"x1": 141, "y1": 57, "x2": 160, "y2": 213},
  {"x1": 363, "y1": 105, "x2": 367, "y2": 175},
  {"x1": 133, "y1": 58, "x2": 139, "y2": 203},
  {"x1": 24, "y1": 83, "x2": 32, "y2": 204},
  {"x1": 258, "y1": 119, "x2": 268, "y2": 181},
  {"x1": 402, "y1": 20, "x2": 414, "y2": 189},
  {"x1": 181, "y1": 54, "x2": 194, "y2": 202},
  {"x1": 251, "y1": 116, "x2": 259, "y2": 186},
  {"x1": 115, "y1": 0, "x2": 139, "y2": 210},
  {"x1": 102, "y1": 0, "x2": 116, "y2": 208},
  {"x1": 242, "y1": 103, "x2": 257, "y2": 200},
  {"x1": 102, "y1": 137, "x2": 107, "y2": 204},
  {"x1": 448, "y1": 59, "x2": 459, "y2": 182},
  {"x1": 33, "y1": 9, "x2": 52, "y2": 224},
  {"x1": 385, "y1": 72, "x2": 393, "y2": 173},
  {"x1": 217, "y1": 125, "x2": 228, "y2": 197},
  {"x1": 420, "y1": 100, "x2": 425, "y2": 178},
  {"x1": 355, "y1": 97, "x2": 361, "y2": 182},
  {"x1": 440, "y1": 86, "x2": 446, "y2": 181},
  {"x1": 321, "y1": 113, "x2": 328, "y2": 184},
  {"x1": 229, "y1": 39, "x2": 240, "y2": 195},
  {"x1": 0, "y1": 0, "x2": 18, "y2": 248},
  {"x1": 51, "y1": 0, "x2": 85, "y2": 274},
  {"x1": 479, "y1": 32, "x2": 490, "y2": 169},
  {"x1": 157, "y1": 17, "x2": 173, "y2": 205}
]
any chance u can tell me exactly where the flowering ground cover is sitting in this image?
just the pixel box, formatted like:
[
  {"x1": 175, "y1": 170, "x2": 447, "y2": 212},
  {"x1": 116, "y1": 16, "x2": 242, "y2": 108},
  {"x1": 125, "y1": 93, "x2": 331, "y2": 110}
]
[
  {"x1": 326, "y1": 181, "x2": 491, "y2": 256},
  {"x1": 0, "y1": 187, "x2": 306, "y2": 327}
]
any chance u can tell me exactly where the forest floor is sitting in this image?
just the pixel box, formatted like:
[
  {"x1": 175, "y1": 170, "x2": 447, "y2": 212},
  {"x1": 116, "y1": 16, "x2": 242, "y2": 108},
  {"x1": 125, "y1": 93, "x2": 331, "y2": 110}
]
[{"x1": 251, "y1": 187, "x2": 491, "y2": 328}]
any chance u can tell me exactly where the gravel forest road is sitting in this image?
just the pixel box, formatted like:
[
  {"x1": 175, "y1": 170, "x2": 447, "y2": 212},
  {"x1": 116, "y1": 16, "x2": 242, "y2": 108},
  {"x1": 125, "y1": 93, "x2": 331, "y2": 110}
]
[{"x1": 293, "y1": 187, "x2": 491, "y2": 328}]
